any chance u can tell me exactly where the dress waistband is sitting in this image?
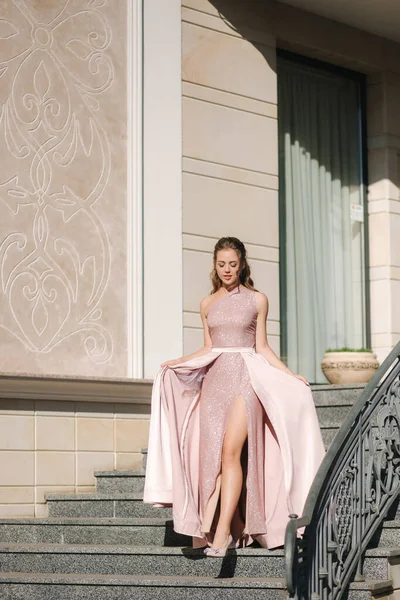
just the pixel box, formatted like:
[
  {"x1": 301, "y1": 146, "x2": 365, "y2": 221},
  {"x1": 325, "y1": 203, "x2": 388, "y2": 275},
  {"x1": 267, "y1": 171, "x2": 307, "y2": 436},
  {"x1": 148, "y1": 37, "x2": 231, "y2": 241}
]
[{"x1": 211, "y1": 347, "x2": 255, "y2": 354}]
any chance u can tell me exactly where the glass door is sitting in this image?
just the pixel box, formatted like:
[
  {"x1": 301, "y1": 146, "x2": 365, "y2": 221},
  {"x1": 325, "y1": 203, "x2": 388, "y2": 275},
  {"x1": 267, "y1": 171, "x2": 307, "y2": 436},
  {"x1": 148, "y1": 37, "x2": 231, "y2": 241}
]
[{"x1": 278, "y1": 52, "x2": 368, "y2": 384}]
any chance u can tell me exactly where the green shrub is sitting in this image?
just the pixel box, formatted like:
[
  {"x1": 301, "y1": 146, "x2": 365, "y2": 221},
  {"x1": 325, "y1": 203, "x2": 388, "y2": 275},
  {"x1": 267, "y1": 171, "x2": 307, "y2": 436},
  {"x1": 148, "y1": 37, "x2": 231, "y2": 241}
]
[{"x1": 325, "y1": 347, "x2": 373, "y2": 353}]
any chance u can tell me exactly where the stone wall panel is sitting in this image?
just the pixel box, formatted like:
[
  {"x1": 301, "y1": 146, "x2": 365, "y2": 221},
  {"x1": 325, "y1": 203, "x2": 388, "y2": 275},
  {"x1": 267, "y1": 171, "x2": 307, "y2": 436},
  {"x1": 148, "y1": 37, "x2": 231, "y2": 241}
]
[{"x1": 0, "y1": 0, "x2": 127, "y2": 376}]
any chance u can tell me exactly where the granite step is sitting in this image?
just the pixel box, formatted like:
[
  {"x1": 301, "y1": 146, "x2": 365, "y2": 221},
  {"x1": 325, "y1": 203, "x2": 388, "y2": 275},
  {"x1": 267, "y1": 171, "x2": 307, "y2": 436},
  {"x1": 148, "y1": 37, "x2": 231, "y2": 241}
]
[
  {"x1": 363, "y1": 547, "x2": 400, "y2": 580},
  {"x1": 311, "y1": 385, "x2": 361, "y2": 443},
  {"x1": 0, "y1": 518, "x2": 189, "y2": 546},
  {"x1": 0, "y1": 543, "x2": 397, "y2": 581},
  {"x1": 388, "y1": 498, "x2": 400, "y2": 521},
  {"x1": 310, "y1": 384, "x2": 364, "y2": 407},
  {"x1": 0, "y1": 572, "x2": 289, "y2": 600},
  {"x1": 347, "y1": 579, "x2": 393, "y2": 600},
  {"x1": 1, "y1": 516, "x2": 397, "y2": 551},
  {"x1": 312, "y1": 385, "x2": 362, "y2": 429},
  {"x1": 0, "y1": 572, "x2": 390, "y2": 600},
  {"x1": 141, "y1": 448, "x2": 147, "y2": 470},
  {"x1": 45, "y1": 493, "x2": 171, "y2": 519},
  {"x1": 321, "y1": 425, "x2": 340, "y2": 448},
  {"x1": 315, "y1": 404, "x2": 354, "y2": 427},
  {"x1": 370, "y1": 520, "x2": 400, "y2": 547},
  {"x1": 0, "y1": 543, "x2": 286, "y2": 579},
  {"x1": 95, "y1": 471, "x2": 145, "y2": 494}
]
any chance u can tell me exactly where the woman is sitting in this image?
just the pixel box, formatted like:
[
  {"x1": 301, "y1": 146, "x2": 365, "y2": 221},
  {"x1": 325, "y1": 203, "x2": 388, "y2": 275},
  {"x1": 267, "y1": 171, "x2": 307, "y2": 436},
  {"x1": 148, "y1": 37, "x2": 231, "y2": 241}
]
[{"x1": 144, "y1": 237, "x2": 324, "y2": 556}]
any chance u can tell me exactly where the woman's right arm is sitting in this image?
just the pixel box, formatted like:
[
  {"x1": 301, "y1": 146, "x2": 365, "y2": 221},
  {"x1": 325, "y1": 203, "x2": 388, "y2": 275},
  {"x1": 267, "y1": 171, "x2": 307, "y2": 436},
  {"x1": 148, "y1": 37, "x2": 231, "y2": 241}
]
[{"x1": 161, "y1": 297, "x2": 213, "y2": 367}]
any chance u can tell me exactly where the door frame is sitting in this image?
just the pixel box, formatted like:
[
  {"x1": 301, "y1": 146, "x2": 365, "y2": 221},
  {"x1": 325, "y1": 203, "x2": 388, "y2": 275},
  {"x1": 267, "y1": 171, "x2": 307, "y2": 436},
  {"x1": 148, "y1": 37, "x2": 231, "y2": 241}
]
[{"x1": 276, "y1": 48, "x2": 370, "y2": 368}]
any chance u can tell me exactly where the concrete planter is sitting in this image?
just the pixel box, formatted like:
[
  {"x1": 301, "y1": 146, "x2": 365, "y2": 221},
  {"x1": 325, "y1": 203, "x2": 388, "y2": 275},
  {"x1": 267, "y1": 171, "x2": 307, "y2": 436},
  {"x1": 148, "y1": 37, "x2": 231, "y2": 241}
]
[{"x1": 321, "y1": 351, "x2": 379, "y2": 384}]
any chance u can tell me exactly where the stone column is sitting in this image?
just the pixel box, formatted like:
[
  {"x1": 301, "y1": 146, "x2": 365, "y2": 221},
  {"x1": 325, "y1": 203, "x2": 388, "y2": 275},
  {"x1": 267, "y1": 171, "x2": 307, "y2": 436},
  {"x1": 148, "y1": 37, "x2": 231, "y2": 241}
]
[{"x1": 367, "y1": 72, "x2": 400, "y2": 363}]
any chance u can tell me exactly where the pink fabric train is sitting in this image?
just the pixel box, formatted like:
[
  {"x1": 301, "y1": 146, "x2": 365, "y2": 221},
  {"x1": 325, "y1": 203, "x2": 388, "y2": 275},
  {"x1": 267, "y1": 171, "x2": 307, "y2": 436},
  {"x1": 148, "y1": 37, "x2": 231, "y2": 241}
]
[{"x1": 144, "y1": 286, "x2": 325, "y2": 549}]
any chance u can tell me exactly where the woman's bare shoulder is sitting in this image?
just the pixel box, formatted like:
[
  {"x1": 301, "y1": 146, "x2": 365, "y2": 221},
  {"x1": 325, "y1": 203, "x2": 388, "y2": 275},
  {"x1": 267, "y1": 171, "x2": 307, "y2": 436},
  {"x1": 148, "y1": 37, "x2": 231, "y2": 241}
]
[
  {"x1": 200, "y1": 294, "x2": 214, "y2": 314},
  {"x1": 254, "y1": 291, "x2": 269, "y2": 312}
]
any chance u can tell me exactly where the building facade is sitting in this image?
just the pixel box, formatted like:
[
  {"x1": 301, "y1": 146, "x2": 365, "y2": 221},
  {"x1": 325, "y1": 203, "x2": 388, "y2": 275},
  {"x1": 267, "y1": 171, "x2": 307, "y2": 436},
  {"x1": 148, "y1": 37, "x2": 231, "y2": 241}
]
[{"x1": 0, "y1": 0, "x2": 399, "y2": 516}]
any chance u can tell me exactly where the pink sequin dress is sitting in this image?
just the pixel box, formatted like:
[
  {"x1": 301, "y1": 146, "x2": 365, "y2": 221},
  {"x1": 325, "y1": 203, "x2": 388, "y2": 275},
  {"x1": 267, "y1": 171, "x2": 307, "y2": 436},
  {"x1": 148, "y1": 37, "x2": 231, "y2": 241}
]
[
  {"x1": 199, "y1": 286, "x2": 266, "y2": 537},
  {"x1": 144, "y1": 285, "x2": 325, "y2": 549}
]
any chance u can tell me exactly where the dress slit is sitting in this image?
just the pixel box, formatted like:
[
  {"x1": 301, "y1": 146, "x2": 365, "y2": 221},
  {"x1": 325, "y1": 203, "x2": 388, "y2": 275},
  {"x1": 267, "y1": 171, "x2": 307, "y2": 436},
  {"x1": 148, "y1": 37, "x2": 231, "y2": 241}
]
[{"x1": 201, "y1": 392, "x2": 249, "y2": 539}]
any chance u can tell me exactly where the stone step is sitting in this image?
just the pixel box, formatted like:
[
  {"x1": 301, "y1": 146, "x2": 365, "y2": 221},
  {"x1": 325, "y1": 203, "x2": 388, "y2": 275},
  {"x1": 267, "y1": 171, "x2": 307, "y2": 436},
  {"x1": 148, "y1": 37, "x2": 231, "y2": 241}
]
[
  {"x1": 45, "y1": 493, "x2": 171, "y2": 519},
  {"x1": 310, "y1": 384, "x2": 364, "y2": 407},
  {"x1": 389, "y1": 498, "x2": 400, "y2": 521},
  {"x1": 1, "y1": 543, "x2": 397, "y2": 582},
  {"x1": 348, "y1": 579, "x2": 393, "y2": 600},
  {"x1": 0, "y1": 518, "x2": 189, "y2": 546},
  {"x1": 321, "y1": 425, "x2": 340, "y2": 449},
  {"x1": 0, "y1": 572, "x2": 289, "y2": 600},
  {"x1": 370, "y1": 520, "x2": 400, "y2": 547},
  {"x1": 0, "y1": 516, "x2": 396, "y2": 552},
  {"x1": 141, "y1": 448, "x2": 147, "y2": 470},
  {"x1": 312, "y1": 384, "x2": 361, "y2": 433},
  {"x1": 0, "y1": 572, "x2": 390, "y2": 600},
  {"x1": 315, "y1": 404, "x2": 353, "y2": 427},
  {"x1": 0, "y1": 543, "x2": 286, "y2": 579},
  {"x1": 95, "y1": 471, "x2": 145, "y2": 494},
  {"x1": 363, "y1": 547, "x2": 400, "y2": 581}
]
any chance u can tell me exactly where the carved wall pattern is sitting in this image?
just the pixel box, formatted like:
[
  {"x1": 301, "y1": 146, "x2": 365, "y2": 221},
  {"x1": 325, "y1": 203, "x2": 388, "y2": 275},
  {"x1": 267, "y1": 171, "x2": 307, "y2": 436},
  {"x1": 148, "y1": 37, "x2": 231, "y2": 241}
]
[{"x1": 0, "y1": 0, "x2": 127, "y2": 375}]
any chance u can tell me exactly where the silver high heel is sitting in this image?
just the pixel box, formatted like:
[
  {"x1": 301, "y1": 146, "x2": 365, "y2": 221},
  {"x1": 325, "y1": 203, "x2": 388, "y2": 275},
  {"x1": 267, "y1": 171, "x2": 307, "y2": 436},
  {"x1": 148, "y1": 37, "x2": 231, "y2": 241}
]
[{"x1": 204, "y1": 534, "x2": 237, "y2": 558}]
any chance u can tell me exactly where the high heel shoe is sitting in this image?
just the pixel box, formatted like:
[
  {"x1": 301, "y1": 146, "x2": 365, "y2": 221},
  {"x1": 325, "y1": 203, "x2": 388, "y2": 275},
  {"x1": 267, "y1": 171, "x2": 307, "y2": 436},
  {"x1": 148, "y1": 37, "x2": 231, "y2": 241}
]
[
  {"x1": 237, "y1": 531, "x2": 249, "y2": 549},
  {"x1": 204, "y1": 535, "x2": 237, "y2": 558}
]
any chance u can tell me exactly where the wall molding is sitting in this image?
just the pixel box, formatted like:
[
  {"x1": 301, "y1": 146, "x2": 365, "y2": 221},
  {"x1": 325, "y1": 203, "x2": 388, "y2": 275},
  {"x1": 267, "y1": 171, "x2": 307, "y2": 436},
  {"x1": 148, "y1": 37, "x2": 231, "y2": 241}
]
[
  {"x1": 0, "y1": 374, "x2": 152, "y2": 404},
  {"x1": 127, "y1": 0, "x2": 144, "y2": 378},
  {"x1": 143, "y1": 0, "x2": 183, "y2": 378}
]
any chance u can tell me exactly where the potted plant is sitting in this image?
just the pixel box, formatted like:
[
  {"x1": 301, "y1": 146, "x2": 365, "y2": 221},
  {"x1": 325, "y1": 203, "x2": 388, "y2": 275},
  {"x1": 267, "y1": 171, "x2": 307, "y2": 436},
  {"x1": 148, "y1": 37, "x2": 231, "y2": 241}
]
[{"x1": 321, "y1": 347, "x2": 379, "y2": 384}]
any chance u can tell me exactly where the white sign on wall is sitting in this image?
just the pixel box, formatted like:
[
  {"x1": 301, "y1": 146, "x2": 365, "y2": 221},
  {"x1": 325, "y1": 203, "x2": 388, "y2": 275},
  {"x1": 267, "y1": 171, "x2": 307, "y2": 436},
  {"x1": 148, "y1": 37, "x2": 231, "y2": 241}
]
[{"x1": 350, "y1": 204, "x2": 364, "y2": 223}]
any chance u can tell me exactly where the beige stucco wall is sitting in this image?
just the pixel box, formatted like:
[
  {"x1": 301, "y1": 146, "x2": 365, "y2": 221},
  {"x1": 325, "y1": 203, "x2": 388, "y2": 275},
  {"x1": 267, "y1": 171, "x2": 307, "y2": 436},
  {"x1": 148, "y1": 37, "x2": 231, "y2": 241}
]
[
  {"x1": 0, "y1": 1, "x2": 128, "y2": 377},
  {"x1": 0, "y1": 393, "x2": 150, "y2": 518},
  {"x1": 182, "y1": 0, "x2": 280, "y2": 356},
  {"x1": 182, "y1": 0, "x2": 400, "y2": 363}
]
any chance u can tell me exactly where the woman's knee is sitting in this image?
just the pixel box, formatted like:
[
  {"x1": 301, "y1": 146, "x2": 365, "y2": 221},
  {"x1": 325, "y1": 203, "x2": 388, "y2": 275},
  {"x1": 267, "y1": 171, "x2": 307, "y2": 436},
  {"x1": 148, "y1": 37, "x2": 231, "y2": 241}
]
[{"x1": 221, "y1": 442, "x2": 243, "y2": 468}]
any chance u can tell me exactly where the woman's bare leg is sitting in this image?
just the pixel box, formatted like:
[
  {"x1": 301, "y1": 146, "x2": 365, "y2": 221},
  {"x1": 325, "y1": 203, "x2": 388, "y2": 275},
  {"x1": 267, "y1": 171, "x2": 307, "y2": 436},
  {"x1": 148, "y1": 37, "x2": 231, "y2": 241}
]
[{"x1": 211, "y1": 395, "x2": 248, "y2": 549}]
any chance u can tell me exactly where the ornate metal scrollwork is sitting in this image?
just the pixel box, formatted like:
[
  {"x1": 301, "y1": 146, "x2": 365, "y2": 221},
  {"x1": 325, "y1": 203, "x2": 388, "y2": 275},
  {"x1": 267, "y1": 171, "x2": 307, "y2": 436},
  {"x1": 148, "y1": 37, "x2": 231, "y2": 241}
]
[
  {"x1": 286, "y1": 344, "x2": 400, "y2": 600},
  {"x1": 331, "y1": 462, "x2": 358, "y2": 587}
]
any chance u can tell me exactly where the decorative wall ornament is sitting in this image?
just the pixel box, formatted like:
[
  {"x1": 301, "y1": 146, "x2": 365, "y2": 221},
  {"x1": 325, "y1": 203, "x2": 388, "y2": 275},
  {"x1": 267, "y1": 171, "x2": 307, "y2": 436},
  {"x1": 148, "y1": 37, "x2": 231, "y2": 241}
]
[{"x1": 0, "y1": 0, "x2": 116, "y2": 365}]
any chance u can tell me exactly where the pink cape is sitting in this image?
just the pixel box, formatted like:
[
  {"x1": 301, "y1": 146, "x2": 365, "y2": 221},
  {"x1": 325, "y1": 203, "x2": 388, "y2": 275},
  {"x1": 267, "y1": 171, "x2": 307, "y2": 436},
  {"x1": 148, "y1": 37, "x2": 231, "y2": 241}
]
[{"x1": 143, "y1": 349, "x2": 325, "y2": 548}]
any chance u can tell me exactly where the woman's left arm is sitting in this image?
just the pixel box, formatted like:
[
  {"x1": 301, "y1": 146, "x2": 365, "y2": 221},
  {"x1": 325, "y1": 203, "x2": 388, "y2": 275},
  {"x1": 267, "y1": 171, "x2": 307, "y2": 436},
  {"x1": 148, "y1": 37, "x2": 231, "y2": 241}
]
[{"x1": 255, "y1": 292, "x2": 309, "y2": 387}]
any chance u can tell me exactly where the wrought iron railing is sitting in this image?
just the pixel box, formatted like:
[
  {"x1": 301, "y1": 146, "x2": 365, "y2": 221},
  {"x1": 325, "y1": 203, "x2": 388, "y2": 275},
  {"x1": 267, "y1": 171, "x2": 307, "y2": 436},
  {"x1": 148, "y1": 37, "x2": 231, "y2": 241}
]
[{"x1": 285, "y1": 342, "x2": 400, "y2": 599}]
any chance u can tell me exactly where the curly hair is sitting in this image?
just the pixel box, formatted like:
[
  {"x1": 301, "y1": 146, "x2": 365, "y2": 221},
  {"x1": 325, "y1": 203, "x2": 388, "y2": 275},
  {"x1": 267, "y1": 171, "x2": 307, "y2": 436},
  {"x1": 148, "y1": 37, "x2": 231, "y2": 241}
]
[{"x1": 210, "y1": 237, "x2": 256, "y2": 294}]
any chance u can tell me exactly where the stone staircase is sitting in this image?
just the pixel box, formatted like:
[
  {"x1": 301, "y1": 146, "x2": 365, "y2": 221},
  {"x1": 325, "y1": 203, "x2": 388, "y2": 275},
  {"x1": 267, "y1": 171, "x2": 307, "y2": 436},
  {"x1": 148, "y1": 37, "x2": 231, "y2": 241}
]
[{"x1": 0, "y1": 384, "x2": 399, "y2": 599}]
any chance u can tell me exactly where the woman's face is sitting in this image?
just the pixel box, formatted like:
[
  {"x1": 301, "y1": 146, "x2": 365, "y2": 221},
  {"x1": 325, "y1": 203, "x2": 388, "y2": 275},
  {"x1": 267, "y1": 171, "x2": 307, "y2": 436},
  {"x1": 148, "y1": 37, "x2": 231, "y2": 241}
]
[{"x1": 215, "y1": 248, "x2": 241, "y2": 287}]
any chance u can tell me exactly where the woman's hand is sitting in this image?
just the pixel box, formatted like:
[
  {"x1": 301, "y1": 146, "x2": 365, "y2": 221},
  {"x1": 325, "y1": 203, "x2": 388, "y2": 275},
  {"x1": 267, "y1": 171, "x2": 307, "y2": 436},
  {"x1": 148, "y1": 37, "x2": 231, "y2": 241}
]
[
  {"x1": 294, "y1": 374, "x2": 310, "y2": 387},
  {"x1": 161, "y1": 358, "x2": 181, "y2": 368}
]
